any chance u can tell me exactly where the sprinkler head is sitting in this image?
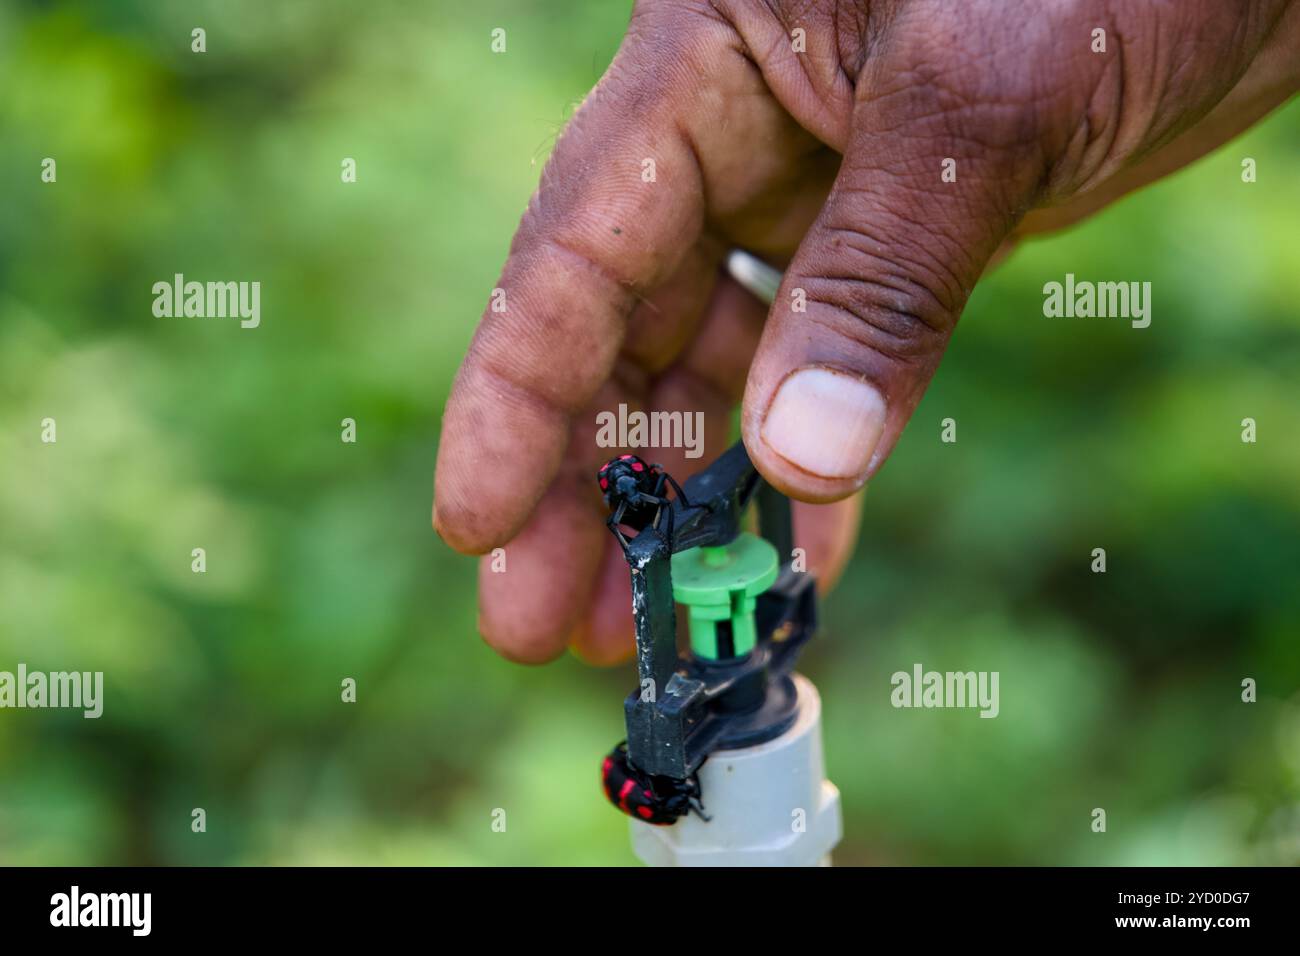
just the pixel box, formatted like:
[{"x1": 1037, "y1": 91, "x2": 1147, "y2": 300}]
[{"x1": 597, "y1": 440, "x2": 820, "y2": 788}]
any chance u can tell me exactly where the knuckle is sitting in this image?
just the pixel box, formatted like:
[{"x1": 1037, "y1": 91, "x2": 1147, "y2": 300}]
[
  {"x1": 798, "y1": 284, "x2": 948, "y2": 369},
  {"x1": 801, "y1": 219, "x2": 966, "y2": 354}
]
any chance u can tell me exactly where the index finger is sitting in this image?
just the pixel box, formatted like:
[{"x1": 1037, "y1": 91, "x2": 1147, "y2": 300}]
[{"x1": 433, "y1": 20, "x2": 711, "y2": 554}]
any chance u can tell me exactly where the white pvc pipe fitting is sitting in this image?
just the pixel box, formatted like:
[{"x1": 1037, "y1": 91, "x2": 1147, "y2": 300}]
[{"x1": 630, "y1": 673, "x2": 842, "y2": 867}]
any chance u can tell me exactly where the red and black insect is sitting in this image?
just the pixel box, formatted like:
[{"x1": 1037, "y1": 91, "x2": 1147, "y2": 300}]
[
  {"x1": 600, "y1": 741, "x2": 707, "y2": 826},
  {"x1": 598, "y1": 454, "x2": 695, "y2": 551}
]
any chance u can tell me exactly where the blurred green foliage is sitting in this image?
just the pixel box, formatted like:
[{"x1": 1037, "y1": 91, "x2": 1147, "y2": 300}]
[{"x1": 1, "y1": 1, "x2": 1297, "y2": 865}]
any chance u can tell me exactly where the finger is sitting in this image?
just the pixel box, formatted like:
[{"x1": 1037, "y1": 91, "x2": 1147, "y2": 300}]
[
  {"x1": 741, "y1": 37, "x2": 1046, "y2": 502},
  {"x1": 434, "y1": 23, "x2": 714, "y2": 555},
  {"x1": 476, "y1": 470, "x2": 606, "y2": 664}
]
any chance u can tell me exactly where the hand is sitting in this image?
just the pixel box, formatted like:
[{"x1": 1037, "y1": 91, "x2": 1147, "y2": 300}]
[{"x1": 433, "y1": 0, "x2": 1300, "y2": 664}]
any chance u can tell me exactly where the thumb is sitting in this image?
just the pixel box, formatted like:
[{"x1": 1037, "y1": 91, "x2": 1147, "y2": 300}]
[{"x1": 741, "y1": 67, "x2": 1044, "y2": 502}]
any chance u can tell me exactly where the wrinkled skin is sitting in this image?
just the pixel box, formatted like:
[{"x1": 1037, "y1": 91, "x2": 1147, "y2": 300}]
[{"x1": 434, "y1": 0, "x2": 1300, "y2": 664}]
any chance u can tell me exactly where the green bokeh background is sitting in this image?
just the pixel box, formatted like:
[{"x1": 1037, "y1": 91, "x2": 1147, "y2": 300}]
[{"x1": 1, "y1": 1, "x2": 1297, "y2": 865}]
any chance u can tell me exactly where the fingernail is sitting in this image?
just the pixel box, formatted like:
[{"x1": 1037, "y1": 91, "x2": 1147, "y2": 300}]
[{"x1": 760, "y1": 367, "x2": 886, "y2": 479}]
